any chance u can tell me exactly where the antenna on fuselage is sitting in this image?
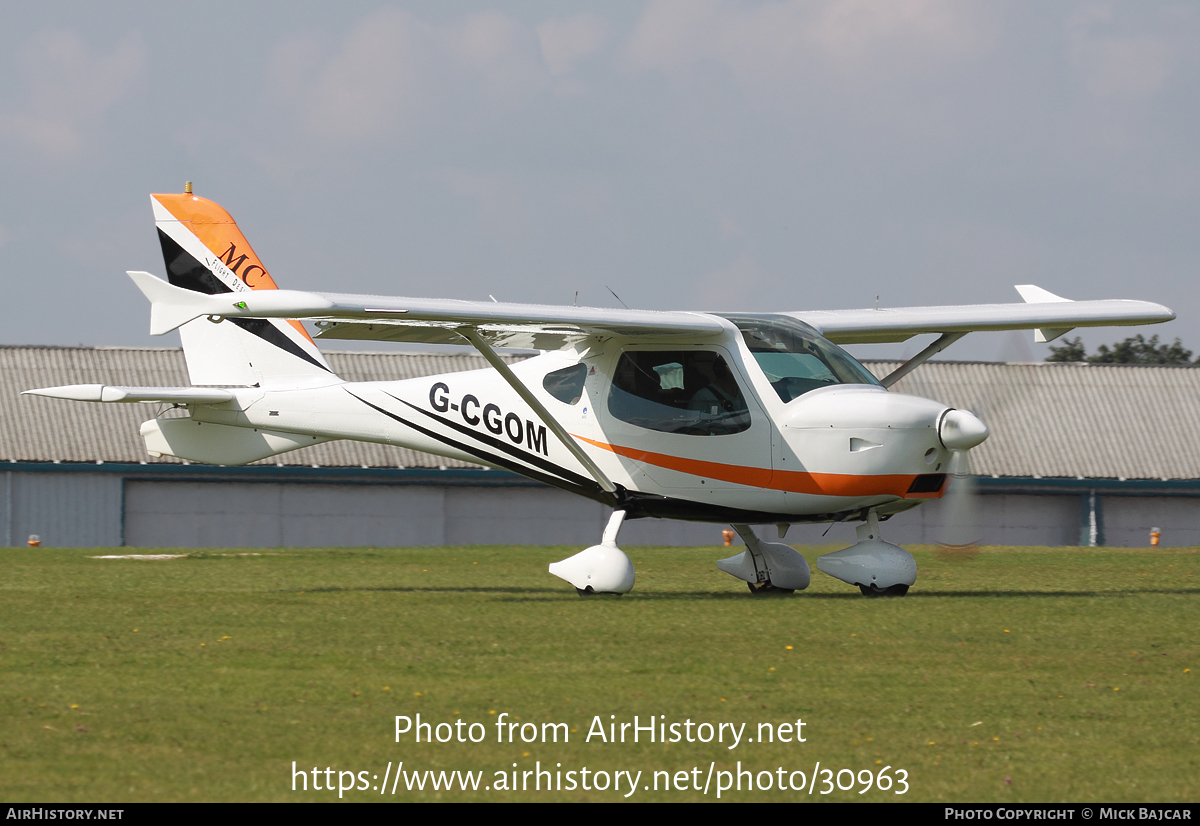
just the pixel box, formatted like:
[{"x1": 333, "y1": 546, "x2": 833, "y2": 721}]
[{"x1": 606, "y1": 286, "x2": 629, "y2": 309}]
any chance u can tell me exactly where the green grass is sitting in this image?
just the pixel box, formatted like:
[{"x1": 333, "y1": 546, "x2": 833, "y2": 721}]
[{"x1": 1, "y1": 543, "x2": 1197, "y2": 802}]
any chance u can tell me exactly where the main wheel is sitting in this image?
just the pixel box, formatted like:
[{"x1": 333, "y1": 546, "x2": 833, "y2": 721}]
[
  {"x1": 747, "y1": 581, "x2": 795, "y2": 595},
  {"x1": 575, "y1": 586, "x2": 622, "y2": 597},
  {"x1": 858, "y1": 583, "x2": 909, "y2": 597}
]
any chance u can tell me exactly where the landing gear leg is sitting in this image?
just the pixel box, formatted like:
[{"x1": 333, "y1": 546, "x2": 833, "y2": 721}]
[
  {"x1": 549, "y1": 510, "x2": 635, "y2": 596},
  {"x1": 817, "y1": 509, "x2": 917, "y2": 597}
]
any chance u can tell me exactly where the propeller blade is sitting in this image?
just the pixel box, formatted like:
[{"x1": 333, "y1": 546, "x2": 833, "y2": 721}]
[{"x1": 937, "y1": 448, "x2": 982, "y2": 550}]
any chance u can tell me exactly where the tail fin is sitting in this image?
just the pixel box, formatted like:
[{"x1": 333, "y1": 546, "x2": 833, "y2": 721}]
[{"x1": 151, "y1": 191, "x2": 336, "y2": 387}]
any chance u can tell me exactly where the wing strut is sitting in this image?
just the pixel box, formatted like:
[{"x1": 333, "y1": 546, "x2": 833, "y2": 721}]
[
  {"x1": 458, "y1": 328, "x2": 618, "y2": 495},
  {"x1": 879, "y1": 332, "x2": 967, "y2": 388}
]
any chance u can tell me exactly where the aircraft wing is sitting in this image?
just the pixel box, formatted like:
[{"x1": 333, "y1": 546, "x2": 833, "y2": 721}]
[
  {"x1": 791, "y1": 286, "x2": 1175, "y2": 344},
  {"x1": 128, "y1": 271, "x2": 1173, "y2": 349},
  {"x1": 126, "y1": 271, "x2": 725, "y2": 349}
]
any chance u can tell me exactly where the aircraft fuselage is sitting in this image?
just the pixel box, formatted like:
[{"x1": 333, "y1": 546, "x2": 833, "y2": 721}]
[{"x1": 187, "y1": 322, "x2": 956, "y2": 525}]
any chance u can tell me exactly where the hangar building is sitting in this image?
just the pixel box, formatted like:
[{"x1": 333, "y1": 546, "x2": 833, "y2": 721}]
[{"x1": 3, "y1": 345, "x2": 1198, "y2": 549}]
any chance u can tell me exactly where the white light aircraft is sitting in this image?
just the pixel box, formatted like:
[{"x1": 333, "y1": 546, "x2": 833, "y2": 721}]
[{"x1": 27, "y1": 190, "x2": 1175, "y2": 597}]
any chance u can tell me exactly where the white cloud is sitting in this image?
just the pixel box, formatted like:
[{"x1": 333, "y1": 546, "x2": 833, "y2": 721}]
[
  {"x1": 537, "y1": 13, "x2": 611, "y2": 76},
  {"x1": 0, "y1": 30, "x2": 144, "y2": 159},
  {"x1": 263, "y1": 8, "x2": 548, "y2": 147},
  {"x1": 623, "y1": 0, "x2": 986, "y2": 84},
  {"x1": 449, "y1": 12, "x2": 547, "y2": 104},
  {"x1": 809, "y1": 0, "x2": 981, "y2": 63},
  {"x1": 1070, "y1": 29, "x2": 1171, "y2": 100},
  {"x1": 1058, "y1": 5, "x2": 1179, "y2": 157},
  {"x1": 265, "y1": 9, "x2": 429, "y2": 145},
  {"x1": 622, "y1": 0, "x2": 731, "y2": 80}
]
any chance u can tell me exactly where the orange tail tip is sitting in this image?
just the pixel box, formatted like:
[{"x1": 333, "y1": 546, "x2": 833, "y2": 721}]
[{"x1": 151, "y1": 192, "x2": 282, "y2": 291}]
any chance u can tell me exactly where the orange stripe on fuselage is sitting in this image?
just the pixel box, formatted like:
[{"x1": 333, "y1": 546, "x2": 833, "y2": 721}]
[
  {"x1": 572, "y1": 435, "x2": 943, "y2": 499},
  {"x1": 152, "y1": 193, "x2": 314, "y2": 344}
]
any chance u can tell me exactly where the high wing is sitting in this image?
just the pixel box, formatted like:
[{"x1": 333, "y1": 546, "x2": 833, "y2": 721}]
[
  {"x1": 126, "y1": 271, "x2": 724, "y2": 349},
  {"x1": 791, "y1": 285, "x2": 1174, "y2": 344},
  {"x1": 126, "y1": 270, "x2": 1172, "y2": 348}
]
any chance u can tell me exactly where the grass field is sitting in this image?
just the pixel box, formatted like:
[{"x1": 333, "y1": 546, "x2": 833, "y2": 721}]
[{"x1": 1, "y1": 543, "x2": 1197, "y2": 802}]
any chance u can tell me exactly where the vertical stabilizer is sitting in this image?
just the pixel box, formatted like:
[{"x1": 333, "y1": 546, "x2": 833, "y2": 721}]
[{"x1": 151, "y1": 191, "x2": 336, "y2": 387}]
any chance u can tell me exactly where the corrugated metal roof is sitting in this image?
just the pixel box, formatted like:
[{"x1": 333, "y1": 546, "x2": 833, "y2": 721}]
[
  {"x1": 1, "y1": 346, "x2": 518, "y2": 469},
  {"x1": 4, "y1": 346, "x2": 1199, "y2": 480},
  {"x1": 866, "y1": 360, "x2": 1200, "y2": 481}
]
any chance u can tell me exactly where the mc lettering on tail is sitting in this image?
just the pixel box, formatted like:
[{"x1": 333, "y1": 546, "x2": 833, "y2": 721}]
[{"x1": 151, "y1": 191, "x2": 335, "y2": 388}]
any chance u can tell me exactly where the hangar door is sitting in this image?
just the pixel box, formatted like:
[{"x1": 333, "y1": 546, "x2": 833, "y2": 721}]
[
  {"x1": 123, "y1": 481, "x2": 447, "y2": 548},
  {"x1": 120, "y1": 480, "x2": 632, "y2": 547}
]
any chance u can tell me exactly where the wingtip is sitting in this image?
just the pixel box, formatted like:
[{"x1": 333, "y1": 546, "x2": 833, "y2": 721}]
[
  {"x1": 1015, "y1": 284, "x2": 1071, "y2": 304},
  {"x1": 126, "y1": 270, "x2": 213, "y2": 335}
]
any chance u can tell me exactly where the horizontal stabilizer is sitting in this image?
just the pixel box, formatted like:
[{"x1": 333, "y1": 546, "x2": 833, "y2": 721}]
[{"x1": 23, "y1": 384, "x2": 237, "y2": 404}]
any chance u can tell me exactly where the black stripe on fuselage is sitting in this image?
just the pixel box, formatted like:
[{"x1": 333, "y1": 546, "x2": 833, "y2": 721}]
[
  {"x1": 385, "y1": 392, "x2": 601, "y2": 493},
  {"x1": 156, "y1": 228, "x2": 329, "y2": 373},
  {"x1": 346, "y1": 390, "x2": 611, "y2": 505},
  {"x1": 348, "y1": 391, "x2": 872, "y2": 524}
]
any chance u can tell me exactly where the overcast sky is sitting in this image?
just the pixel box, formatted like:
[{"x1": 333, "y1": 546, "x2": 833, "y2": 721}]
[{"x1": 2, "y1": 1, "x2": 1196, "y2": 362}]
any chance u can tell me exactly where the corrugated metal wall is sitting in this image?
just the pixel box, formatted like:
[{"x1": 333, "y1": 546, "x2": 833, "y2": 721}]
[
  {"x1": 8, "y1": 346, "x2": 1200, "y2": 481},
  {"x1": 870, "y1": 360, "x2": 1200, "y2": 480},
  {"x1": 1, "y1": 346, "x2": 516, "y2": 469}
]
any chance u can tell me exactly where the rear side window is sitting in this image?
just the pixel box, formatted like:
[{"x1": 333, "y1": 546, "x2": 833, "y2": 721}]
[
  {"x1": 542, "y1": 363, "x2": 587, "y2": 405},
  {"x1": 607, "y1": 351, "x2": 750, "y2": 436}
]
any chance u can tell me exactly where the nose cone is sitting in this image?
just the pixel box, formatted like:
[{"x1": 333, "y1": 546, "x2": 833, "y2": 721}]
[{"x1": 939, "y1": 409, "x2": 989, "y2": 451}]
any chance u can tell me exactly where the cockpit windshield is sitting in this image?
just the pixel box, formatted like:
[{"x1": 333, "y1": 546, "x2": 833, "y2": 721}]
[{"x1": 722, "y1": 314, "x2": 882, "y2": 403}]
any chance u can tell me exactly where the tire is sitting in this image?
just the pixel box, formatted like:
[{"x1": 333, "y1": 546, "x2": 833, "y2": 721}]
[
  {"x1": 747, "y1": 581, "x2": 795, "y2": 596},
  {"x1": 859, "y1": 583, "x2": 909, "y2": 597}
]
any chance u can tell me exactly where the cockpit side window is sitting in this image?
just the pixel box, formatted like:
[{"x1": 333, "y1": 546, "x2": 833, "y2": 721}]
[
  {"x1": 722, "y1": 314, "x2": 882, "y2": 403},
  {"x1": 607, "y1": 350, "x2": 751, "y2": 436},
  {"x1": 542, "y1": 363, "x2": 588, "y2": 405}
]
